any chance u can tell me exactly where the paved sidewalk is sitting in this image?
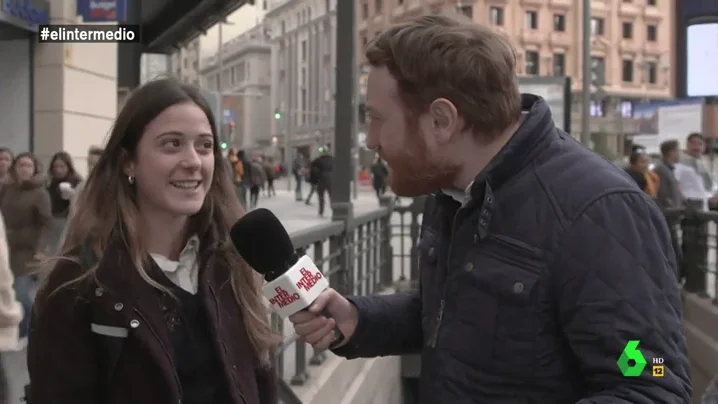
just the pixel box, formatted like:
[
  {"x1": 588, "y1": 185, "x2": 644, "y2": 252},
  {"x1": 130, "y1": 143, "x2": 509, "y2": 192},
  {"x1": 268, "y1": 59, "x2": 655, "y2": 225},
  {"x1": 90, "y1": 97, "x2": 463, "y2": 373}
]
[{"x1": 253, "y1": 184, "x2": 385, "y2": 234}]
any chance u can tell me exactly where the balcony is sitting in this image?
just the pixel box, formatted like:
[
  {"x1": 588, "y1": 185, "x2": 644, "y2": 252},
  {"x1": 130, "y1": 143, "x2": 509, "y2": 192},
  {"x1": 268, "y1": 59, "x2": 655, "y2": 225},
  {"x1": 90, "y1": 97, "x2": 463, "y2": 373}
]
[
  {"x1": 643, "y1": 41, "x2": 662, "y2": 56},
  {"x1": 520, "y1": 0, "x2": 544, "y2": 7},
  {"x1": 643, "y1": 5, "x2": 663, "y2": 21},
  {"x1": 520, "y1": 30, "x2": 546, "y2": 46},
  {"x1": 618, "y1": 2, "x2": 641, "y2": 18},
  {"x1": 549, "y1": 31, "x2": 571, "y2": 48},
  {"x1": 619, "y1": 39, "x2": 640, "y2": 53},
  {"x1": 549, "y1": 0, "x2": 571, "y2": 9}
]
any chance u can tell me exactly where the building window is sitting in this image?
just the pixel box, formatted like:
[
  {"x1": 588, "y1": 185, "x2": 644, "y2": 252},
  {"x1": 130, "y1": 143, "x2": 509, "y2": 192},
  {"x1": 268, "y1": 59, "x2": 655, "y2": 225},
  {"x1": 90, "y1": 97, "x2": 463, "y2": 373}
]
[
  {"x1": 553, "y1": 53, "x2": 565, "y2": 76},
  {"x1": 458, "y1": 5, "x2": 472, "y2": 18},
  {"x1": 490, "y1": 7, "x2": 504, "y2": 26},
  {"x1": 553, "y1": 14, "x2": 565, "y2": 32},
  {"x1": 525, "y1": 51, "x2": 539, "y2": 75},
  {"x1": 301, "y1": 40, "x2": 307, "y2": 62},
  {"x1": 590, "y1": 99, "x2": 607, "y2": 117},
  {"x1": 525, "y1": 11, "x2": 538, "y2": 30},
  {"x1": 362, "y1": 1, "x2": 368, "y2": 19},
  {"x1": 619, "y1": 100, "x2": 633, "y2": 118},
  {"x1": 591, "y1": 17, "x2": 605, "y2": 35},
  {"x1": 622, "y1": 22, "x2": 633, "y2": 39},
  {"x1": 591, "y1": 56, "x2": 606, "y2": 84},
  {"x1": 375, "y1": 0, "x2": 382, "y2": 13},
  {"x1": 647, "y1": 0, "x2": 656, "y2": 5},
  {"x1": 645, "y1": 61, "x2": 658, "y2": 84},
  {"x1": 622, "y1": 59, "x2": 634, "y2": 82},
  {"x1": 647, "y1": 25, "x2": 657, "y2": 41}
]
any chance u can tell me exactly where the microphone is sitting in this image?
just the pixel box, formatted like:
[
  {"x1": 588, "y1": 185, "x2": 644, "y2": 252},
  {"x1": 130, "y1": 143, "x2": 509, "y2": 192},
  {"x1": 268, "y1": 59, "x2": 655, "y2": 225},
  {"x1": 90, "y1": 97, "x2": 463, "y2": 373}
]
[{"x1": 230, "y1": 208, "x2": 345, "y2": 349}]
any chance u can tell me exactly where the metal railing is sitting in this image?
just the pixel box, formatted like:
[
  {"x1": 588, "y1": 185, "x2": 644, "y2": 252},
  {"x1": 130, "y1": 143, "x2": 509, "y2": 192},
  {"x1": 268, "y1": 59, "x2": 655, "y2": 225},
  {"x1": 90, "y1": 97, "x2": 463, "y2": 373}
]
[
  {"x1": 276, "y1": 196, "x2": 400, "y2": 403},
  {"x1": 274, "y1": 196, "x2": 718, "y2": 402},
  {"x1": 664, "y1": 207, "x2": 718, "y2": 301}
]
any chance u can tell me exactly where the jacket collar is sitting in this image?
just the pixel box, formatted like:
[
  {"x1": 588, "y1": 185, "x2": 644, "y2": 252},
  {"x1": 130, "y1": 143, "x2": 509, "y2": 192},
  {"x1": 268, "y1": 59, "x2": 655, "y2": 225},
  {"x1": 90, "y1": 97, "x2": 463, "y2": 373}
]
[
  {"x1": 435, "y1": 94, "x2": 558, "y2": 237},
  {"x1": 92, "y1": 225, "x2": 222, "y2": 303}
]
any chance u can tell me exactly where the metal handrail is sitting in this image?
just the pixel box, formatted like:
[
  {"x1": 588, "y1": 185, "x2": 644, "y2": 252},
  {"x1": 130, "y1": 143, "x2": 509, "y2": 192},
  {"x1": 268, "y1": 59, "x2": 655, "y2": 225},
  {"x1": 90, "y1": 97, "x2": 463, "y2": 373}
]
[{"x1": 273, "y1": 204, "x2": 398, "y2": 403}]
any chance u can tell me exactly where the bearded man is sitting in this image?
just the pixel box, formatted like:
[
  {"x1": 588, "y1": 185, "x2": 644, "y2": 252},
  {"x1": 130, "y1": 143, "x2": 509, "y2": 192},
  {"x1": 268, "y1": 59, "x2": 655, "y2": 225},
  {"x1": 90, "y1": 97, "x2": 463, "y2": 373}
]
[{"x1": 289, "y1": 13, "x2": 690, "y2": 404}]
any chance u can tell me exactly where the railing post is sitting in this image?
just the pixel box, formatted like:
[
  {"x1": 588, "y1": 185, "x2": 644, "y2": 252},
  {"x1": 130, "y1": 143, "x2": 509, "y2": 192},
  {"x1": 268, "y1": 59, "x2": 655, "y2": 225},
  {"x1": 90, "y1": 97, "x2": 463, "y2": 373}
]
[
  {"x1": 682, "y1": 208, "x2": 709, "y2": 296},
  {"x1": 379, "y1": 196, "x2": 394, "y2": 288}
]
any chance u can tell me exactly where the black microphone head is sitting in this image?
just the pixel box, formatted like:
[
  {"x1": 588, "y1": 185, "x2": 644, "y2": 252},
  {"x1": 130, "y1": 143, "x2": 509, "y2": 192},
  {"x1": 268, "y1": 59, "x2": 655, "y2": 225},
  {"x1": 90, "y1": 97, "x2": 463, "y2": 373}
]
[{"x1": 230, "y1": 208, "x2": 296, "y2": 281}]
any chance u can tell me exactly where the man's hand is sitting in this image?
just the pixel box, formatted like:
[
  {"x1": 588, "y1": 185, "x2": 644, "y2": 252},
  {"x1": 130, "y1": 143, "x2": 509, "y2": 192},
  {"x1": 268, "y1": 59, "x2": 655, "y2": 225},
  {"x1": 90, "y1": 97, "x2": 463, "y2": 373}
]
[{"x1": 289, "y1": 288, "x2": 359, "y2": 350}]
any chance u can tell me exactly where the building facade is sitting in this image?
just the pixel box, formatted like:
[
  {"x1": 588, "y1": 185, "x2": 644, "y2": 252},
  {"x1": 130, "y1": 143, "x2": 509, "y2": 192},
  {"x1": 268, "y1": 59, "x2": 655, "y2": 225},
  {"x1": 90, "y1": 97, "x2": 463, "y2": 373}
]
[
  {"x1": 359, "y1": 0, "x2": 675, "y2": 158},
  {"x1": 171, "y1": 38, "x2": 202, "y2": 86},
  {"x1": 0, "y1": 0, "x2": 118, "y2": 176},
  {"x1": 141, "y1": 54, "x2": 171, "y2": 84},
  {"x1": 201, "y1": 24, "x2": 273, "y2": 150},
  {"x1": 265, "y1": 0, "x2": 337, "y2": 161}
]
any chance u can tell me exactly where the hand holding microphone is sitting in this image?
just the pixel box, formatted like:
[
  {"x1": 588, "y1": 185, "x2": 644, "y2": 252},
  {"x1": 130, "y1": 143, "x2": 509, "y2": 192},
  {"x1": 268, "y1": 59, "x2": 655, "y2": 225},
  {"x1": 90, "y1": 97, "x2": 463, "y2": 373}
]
[
  {"x1": 230, "y1": 208, "x2": 358, "y2": 350},
  {"x1": 290, "y1": 288, "x2": 358, "y2": 350}
]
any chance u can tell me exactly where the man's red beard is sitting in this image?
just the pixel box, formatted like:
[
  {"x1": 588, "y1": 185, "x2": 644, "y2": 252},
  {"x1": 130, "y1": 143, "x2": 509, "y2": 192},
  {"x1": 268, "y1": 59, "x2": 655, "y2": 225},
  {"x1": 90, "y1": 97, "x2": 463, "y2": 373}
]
[{"x1": 383, "y1": 136, "x2": 457, "y2": 197}]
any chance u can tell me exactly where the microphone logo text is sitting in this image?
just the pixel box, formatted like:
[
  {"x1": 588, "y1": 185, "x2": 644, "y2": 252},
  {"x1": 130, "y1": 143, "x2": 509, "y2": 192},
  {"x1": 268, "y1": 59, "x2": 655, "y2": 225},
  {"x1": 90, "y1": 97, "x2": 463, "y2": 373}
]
[
  {"x1": 296, "y1": 268, "x2": 323, "y2": 291},
  {"x1": 268, "y1": 287, "x2": 300, "y2": 308}
]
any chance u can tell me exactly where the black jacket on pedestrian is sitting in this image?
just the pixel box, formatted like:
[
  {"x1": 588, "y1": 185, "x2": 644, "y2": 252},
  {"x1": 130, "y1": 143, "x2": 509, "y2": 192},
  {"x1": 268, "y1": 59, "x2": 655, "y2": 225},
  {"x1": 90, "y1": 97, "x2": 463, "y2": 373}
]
[
  {"x1": 333, "y1": 94, "x2": 691, "y2": 403},
  {"x1": 310, "y1": 155, "x2": 333, "y2": 188}
]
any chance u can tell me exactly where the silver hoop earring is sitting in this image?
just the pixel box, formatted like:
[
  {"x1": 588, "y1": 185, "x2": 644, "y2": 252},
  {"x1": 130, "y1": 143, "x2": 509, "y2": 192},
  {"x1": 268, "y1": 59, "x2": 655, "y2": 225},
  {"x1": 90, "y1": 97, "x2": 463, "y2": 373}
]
[{"x1": 128, "y1": 175, "x2": 135, "y2": 185}]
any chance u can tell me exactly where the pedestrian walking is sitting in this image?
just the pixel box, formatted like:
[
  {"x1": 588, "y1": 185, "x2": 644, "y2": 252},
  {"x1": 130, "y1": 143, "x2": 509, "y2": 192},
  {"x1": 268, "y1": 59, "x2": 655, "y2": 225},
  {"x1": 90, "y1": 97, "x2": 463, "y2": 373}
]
[
  {"x1": 0, "y1": 211, "x2": 24, "y2": 404},
  {"x1": 370, "y1": 157, "x2": 389, "y2": 200},
  {"x1": 27, "y1": 78, "x2": 276, "y2": 404},
  {"x1": 0, "y1": 152, "x2": 51, "y2": 346}
]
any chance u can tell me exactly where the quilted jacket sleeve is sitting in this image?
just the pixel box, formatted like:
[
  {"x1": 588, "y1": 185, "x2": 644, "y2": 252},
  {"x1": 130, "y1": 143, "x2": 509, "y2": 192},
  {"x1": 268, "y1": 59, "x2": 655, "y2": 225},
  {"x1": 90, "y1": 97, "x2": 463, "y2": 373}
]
[
  {"x1": 553, "y1": 191, "x2": 691, "y2": 404},
  {"x1": 331, "y1": 291, "x2": 423, "y2": 359}
]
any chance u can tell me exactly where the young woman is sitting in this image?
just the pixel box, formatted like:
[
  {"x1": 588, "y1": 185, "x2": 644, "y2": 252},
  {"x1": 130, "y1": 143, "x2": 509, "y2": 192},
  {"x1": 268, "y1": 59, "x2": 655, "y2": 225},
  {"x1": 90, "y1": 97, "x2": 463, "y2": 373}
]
[
  {"x1": 47, "y1": 151, "x2": 83, "y2": 218},
  {"x1": 0, "y1": 152, "x2": 51, "y2": 343},
  {"x1": 28, "y1": 79, "x2": 277, "y2": 404}
]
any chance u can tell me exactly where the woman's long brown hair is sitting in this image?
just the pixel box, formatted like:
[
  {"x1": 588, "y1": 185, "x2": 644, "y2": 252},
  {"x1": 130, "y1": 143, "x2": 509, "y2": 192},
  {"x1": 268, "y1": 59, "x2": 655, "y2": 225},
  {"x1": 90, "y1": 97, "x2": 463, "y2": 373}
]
[{"x1": 54, "y1": 78, "x2": 274, "y2": 366}]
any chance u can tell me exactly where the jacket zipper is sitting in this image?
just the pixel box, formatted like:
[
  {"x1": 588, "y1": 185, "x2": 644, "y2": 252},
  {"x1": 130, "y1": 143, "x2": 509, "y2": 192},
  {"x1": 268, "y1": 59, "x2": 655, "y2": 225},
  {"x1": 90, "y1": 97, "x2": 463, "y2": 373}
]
[
  {"x1": 207, "y1": 283, "x2": 248, "y2": 404},
  {"x1": 133, "y1": 308, "x2": 184, "y2": 399},
  {"x1": 428, "y1": 207, "x2": 464, "y2": 348}
]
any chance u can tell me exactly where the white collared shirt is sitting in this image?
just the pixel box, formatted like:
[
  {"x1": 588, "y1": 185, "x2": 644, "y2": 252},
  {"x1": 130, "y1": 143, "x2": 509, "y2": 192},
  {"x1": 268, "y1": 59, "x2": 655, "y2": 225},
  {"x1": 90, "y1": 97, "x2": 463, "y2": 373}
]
[
  {"x1": 674, "y1": 162, "x2": 712, "y2": 209},
  {"x1": 442, "y1": 181, "x2": 475, "y2": 205},
  {"x1": 150, "y1": 235, "x2": 200, "y2": 295}
]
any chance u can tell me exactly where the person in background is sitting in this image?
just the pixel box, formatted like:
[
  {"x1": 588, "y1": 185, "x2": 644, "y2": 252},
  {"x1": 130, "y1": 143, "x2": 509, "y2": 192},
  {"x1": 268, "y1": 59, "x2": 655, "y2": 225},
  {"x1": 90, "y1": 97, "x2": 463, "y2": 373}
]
[
  {"x1": 0, "y1": 210, "x2": 23, "y2": 403},
  {"x1": 654, "y1": 140, "x2": 685, "y2": 210},
  {"x1": 0, "y1": 152, "x2": 51, "y2": 347},
  {"x1": 248, "y1": 157, "x2": 266, "y2": 209},
  {"x1": 653, "y1": 139, "x2": 685, "y2": 280},
  {"x1": 227, "y1": 148, "x2": 245, "y2": 205},
  {"x1": 263, "y1": 158, "x2": 276, "y2": 198},
  {"x1": 0, "y1": 149, "x2": 12, "y2": 191},
  {"x1": 236, "y1": 150, "x2": 251, "y2": 207},
  {"x1": 308, "y1": 147, "x2": 333, "y2": 217},
  {"x1": 675, "y1": 132, "x2": 715, "y2": 295},
  {"x1": 370, "y1": 156, "x2": 389, "y2": 200},
  {"x1": 46, "y1": 152, "x2": 83, "y2": 249},
  {"x1": 27, "y1": 78, "x2": 276, "y2": 403},
  {"x1": 625, "y1": 146, "x2": 657, "y2": 195},
  {"x1": 292, "y1": 152, "x2": 306, "y2": 201}
]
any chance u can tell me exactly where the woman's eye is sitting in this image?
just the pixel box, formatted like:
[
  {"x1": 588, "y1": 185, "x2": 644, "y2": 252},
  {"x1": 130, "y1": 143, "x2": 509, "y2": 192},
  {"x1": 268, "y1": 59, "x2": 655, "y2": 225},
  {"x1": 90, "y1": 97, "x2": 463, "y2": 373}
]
[{"x1": 164, "y1": 139, "x2": 181, "y2": 147}]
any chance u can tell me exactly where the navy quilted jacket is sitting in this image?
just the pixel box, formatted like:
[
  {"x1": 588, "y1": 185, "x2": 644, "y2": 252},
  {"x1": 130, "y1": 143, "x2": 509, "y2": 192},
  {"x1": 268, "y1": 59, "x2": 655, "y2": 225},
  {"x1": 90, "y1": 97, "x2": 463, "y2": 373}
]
[{"x1": 333, "y1": 95, "x2": 691, "y2": 403}]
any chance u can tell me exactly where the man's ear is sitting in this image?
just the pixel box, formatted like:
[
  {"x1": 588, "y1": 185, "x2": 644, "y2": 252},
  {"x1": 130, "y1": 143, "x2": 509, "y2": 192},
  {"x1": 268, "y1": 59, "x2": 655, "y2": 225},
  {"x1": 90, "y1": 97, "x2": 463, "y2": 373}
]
[{"x1": 428, "y1": 98, "x2": 460, "y2": 144}]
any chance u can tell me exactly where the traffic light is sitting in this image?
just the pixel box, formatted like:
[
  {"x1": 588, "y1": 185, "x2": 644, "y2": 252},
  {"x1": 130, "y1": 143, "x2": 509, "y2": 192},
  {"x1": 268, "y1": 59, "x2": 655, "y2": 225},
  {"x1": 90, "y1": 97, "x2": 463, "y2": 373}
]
[
  {"x1": 220, "y1": 142, "x2": 228, "y2": 150},
  {"x1": 274, "y1": 109, "x2": 282, "y2": 120}
]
